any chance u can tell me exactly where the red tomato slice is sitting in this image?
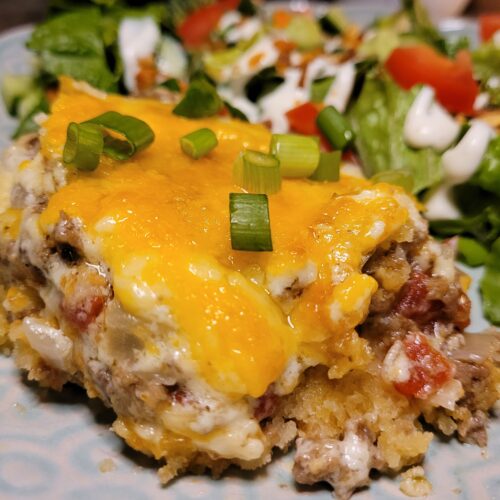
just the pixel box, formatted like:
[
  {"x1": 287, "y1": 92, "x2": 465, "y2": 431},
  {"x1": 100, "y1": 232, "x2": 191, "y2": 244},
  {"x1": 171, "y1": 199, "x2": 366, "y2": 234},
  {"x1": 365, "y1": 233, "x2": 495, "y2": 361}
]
[
  {"x1": 177, "y1": 0, "x2": 239, "y2": 48},
  {"x1": 394, "y1": 332, "x2": 453, "y2": 399},
  {"x1": 480, "y1": 13, "x2": 500, "y2": 42},
  {"x1": 385, "y1": 45, "x2": 479, "y2": 115},
  {"x1": 286, "y1": 102, "x2": 333, "y2": 150}
]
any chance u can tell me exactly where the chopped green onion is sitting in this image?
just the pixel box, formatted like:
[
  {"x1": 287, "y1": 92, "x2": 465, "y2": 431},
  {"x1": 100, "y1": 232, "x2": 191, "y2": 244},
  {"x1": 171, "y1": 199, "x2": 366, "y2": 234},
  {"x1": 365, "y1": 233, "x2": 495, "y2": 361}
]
[
  {"x1": 311, "y1": 76, "x2": 335, "y2": 103},
  {"x1": 173, "y1": 77, "x2": 223, "y2": 118},
  {"x1": 270, "y1": 134, "x2": 320, "y2": 178},
  {"x1": 230, "y1": 193, "x2": 273, "y2": 252},
  {"x1": 233, "y1": 150, "x2": 281, "y2": 194},
  {"x1": 63, "y1": 122, "x2": 104, "y2": 171},
  {"x1": 180, "y1": 128, "x2": 218, "y2": 159},
  {"x1": 159, "y1": 78, "x2": 181, "y2": 92},
  {"x1": 309, "y1": 151, "x2": 341, "y2": 181},
  {"x1": 316, "y1": 106, "x2": 355, "y2": 150},
  {"x1": 458, "y1": 237, "x2": 489, "y2": 267},
  {"x1": 286, "y1": 16, "x2": 323, "y2": 51},
  {"x1": 370, "y1": 171, "x2": 414, "y2": 193},
  {"x1": 85, "y1": 111, "x2": 155, "y2": 160}
]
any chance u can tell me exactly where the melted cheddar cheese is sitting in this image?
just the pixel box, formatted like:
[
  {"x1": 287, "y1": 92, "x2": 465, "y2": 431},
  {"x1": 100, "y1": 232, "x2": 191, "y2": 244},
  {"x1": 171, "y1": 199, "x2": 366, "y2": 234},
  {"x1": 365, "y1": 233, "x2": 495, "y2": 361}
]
[{"x1": 39, "y1": 78, "x2": 411, "y2": 398}]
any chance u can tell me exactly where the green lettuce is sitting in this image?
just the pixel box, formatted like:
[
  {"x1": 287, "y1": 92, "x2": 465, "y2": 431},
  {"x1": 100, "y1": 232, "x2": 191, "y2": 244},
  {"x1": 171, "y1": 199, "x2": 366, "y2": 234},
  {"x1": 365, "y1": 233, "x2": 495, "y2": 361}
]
[
  {"x1": 471, "y1": 137, "x2": 500, "y2": 197},
  {"x1": 348, "y1": 77, "x2": 442, "y2": 193},
  {"x1": 472, "y1": 43, "x2": 500, "y2": 106},
  {"x1": 28, "y1": 9, "x2": 118, "y2": 91},
  {"x1": 481, "y1": 238, "x2": 500, "y2": 324}
]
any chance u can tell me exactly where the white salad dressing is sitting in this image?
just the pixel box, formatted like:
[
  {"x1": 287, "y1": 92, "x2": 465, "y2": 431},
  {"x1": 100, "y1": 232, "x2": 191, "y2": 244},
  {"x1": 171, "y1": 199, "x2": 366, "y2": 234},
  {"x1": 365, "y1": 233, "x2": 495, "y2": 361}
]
[
  {"x1": 259, "y1": 68, "x2": 307, "y2": 133},
  {"x1": 442, "y1": 120, "x2": 495, "y2": 185},
  {"x1": 324, "y1": 61, "x2": 355, "y2": 113},
  {"x1": 218, "y1": 11, "x2": 242, "y2": 32},
  {"x1": 404, "y1": 86, "x2": 459, "y2": 151},
  {"x1": 119, "y1": 17, "x2": 161, "y2": 92},
  {"x1": 225, "y1": 17, "x2": 262, "y2": 44},
  {"x1": 494, "y1": 30, "x2": 500, "y2": 47},
  {"x1": 425, "y1": 120, "x2": 494, "y2": 220},
  {"x1": 156, "y1": 35, "x2": 187, "y2": 80}
]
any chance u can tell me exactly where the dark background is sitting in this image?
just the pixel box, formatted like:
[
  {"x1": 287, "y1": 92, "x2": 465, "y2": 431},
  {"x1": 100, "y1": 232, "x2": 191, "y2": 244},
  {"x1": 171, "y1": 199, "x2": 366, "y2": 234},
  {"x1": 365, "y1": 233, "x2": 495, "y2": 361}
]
[{"x1": 0, "y1": 0, "x2": 498, "y2": 32}]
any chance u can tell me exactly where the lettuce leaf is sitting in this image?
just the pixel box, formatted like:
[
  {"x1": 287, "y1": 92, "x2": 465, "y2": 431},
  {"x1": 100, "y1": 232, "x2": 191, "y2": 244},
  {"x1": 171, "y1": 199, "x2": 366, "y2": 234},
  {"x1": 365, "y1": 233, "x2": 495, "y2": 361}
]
[
  {"x1": 480, "y1": 237, "x2": 500, "y2": 324},
  {"x1": 471, "y1": 137, "x2": 500, "y2": 197},
  {"x1": 472, "y1": 43, "x2": 500, "y2": 106},
  {"x1": 27, "y1": 9, "x2": 118, "y2": 91},
  {"x1": 349, "y1": 77, "x2": 442, "y2": 193}
]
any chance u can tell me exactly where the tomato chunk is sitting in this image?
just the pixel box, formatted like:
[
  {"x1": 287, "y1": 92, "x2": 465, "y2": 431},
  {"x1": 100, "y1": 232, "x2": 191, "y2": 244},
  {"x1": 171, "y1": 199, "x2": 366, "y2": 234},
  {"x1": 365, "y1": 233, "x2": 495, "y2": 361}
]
[
  {"x1": 286, "y1": 102, "x2": 321, "y2": 135},
  {"x1": 177, "y1": 0, "x2": 239, "y2": 48},
  {"x1": 385, "y1": 45, "x2": 479, "y2": 115},
  {"x1": 480, "y1": 13, "x2": 500, "y2": 42},
  {"x1": 394, "y1": 332, "x2": 453, "y2": 399}
]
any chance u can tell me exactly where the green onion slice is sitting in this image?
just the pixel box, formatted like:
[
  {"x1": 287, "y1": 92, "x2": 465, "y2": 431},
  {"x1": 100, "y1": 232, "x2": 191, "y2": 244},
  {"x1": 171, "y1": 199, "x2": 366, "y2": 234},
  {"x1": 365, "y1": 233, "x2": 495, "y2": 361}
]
[
  {"x1": 233, "y1": 150, "x2": 281, "y2": 194},
  {"x1": 180, "y1": 128, "x2": 218, "y2": 159},
  {"x1": 270, "y1": 133, "x2": 320, "y2": 178},
  {"x1": 370, "y1": 170, "x2": 414, "y2": 193},
  {"x1": 229, "y1": 193, "x2": 273, "y2": 252},
  {"x1": 63, "y1": 122, "x2": 104, "y2": 171},
  {"x1": 309, "y1": 151, "x2": 341, "y2": 181},
  {"x1": 316, "y1": 105, "x2": 355, "y2": 150},
  {"x1": 85, "y1": 111, "x2": 155, "y2": 160}
]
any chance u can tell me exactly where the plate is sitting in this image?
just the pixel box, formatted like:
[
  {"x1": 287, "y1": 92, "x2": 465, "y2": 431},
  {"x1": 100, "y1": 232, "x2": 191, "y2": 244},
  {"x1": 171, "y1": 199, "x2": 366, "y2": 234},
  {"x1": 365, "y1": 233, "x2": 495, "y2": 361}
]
[{"x1": 0, "y1": 5, "x2": 499, "y2": 499}]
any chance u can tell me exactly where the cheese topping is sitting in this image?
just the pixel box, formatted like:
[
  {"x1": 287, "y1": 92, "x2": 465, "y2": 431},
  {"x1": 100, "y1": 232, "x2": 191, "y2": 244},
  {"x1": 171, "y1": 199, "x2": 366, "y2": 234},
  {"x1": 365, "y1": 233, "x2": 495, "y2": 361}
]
[{"x1": 38, "y1": 78, "x2": 412, "y2": 398}]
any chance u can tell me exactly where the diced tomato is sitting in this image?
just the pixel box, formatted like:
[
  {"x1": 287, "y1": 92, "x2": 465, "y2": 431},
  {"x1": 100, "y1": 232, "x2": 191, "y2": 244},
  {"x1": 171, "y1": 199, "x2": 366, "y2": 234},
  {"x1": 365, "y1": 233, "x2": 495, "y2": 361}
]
[
  {"x1": 385, "y1": 45, "x2": 479, "y2": 115},
  {"x1": 272, "y1": 9, "x2": 293, "y2": 29},
  {"x1": 479, "y1": 13, "x2": 500, "y2": 42},
  {"x1": 177, "y1": 0, "x2": 240, "y2": 48},
  {"x1": 286, "y1": 102, "x2": 321, "y2": 135},
  {"x1": 394, "y1": 332, "x2": 453, "y2": 399}
]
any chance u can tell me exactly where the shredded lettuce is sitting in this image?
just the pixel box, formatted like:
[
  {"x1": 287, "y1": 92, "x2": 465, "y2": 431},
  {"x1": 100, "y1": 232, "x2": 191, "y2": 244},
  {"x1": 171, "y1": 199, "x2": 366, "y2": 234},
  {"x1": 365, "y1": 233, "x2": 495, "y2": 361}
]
[
  {"x1": 173, "y1": 76, "x2": 223, "y2": 118},
  {"x1": 472, "y1": 43, "x2": 500, "y2": 106},
  {"x1": 471, "y1": 137, "x2": 500, "y2": 197},
  {"x1": 348, "y1": 77, "x2": 442, "y2": 193}
]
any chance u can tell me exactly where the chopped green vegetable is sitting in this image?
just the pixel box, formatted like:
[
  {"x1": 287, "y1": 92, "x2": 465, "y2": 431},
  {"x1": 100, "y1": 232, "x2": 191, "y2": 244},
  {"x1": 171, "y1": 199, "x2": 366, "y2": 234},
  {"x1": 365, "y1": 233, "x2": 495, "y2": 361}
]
[
  {"x1": 471, "y1": 137, "x2": 500, "y2": 197},
  {"x1": 317, "y1": 106, "x2": 355, "y2": 150},
  {"x1": 310, "y1": 76, "x2": 335, "y2": 103},
  {"x1": 63, "y1": 122, "x2": 104, "y2": 171},
  {"x1": 481, "y1": 238, "x2": 500, "y2": 324},
  {"x1": 358, "y1": 27, "x2": 401, "y2": 61},
  {"x1": 472, "y1": 42, "x2": 500, "y2": 106},
  {"x1": 229, "y1": 193, "x2": 273, "y2": 251},
  {"x1": 238, "y1": 0, "x2": 257, "y2": 16},
  {"x1": 270, "y1": 134, "x2": 320, "y2": 178},
  {"x1": 458, "y1": 237, "x2": 489, "y2": 267},
  {"x1": 1, "y1": 75, "x2": 36, "y2": 116},
  {"x1": 348, "y1": 77, "x2": 442, "y2": 193},
  {"x1": 233, "y1": 150, "x2": 281, "y2": 194},
  {"x1": 85, "y1": 111, "x2": 155, "y2": 160},
  {"x1": 309, "y1": 151, "x2": 341, "y2": 182},
  {"x1": 173, "y1": 77, "x2": 223, "y2": 118},
  {"x1": 371, "y1": 170, "x2": 414, "y2": 192},
  {"x1": 180, "y1": 128, "x2": 218, "y2": 159},
  {"x1": 286, "y1": 16, "x2": 323, "y2": 51},
  {"x1": 159, "y1": 78, "x2": 181, "y2": 92},
  {"x1": 245, "y1": 67, "x2": 284, "y2": 103},
  {"x1": 12, "y1": 94, "x2": 49, "y2": 139},
  {"x1": 319, "y1": 7, "x2": 349, "y2": 35}
]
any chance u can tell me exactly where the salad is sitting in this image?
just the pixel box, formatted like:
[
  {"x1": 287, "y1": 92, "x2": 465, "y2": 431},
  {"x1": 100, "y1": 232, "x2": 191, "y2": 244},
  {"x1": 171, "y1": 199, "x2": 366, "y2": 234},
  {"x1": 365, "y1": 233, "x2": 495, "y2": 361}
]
[{"x1": 2, "y1": 0, "x2": 500, "y2": 321}]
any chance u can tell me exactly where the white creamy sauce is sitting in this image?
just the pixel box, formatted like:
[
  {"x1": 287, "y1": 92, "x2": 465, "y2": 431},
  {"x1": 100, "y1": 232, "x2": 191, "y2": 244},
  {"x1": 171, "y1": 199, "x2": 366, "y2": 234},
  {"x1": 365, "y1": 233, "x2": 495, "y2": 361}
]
[
  {"x1": 324, "y1": 61, "x2": 355, "y2": 113},
  {"x1": 118, "y1": 17, "x2": 161, "y2": 92},
  {"x1": 156, "y1": 35, "x2": 187, "y2": 80},
  {"x1": 259, "y1": 68, "x2": 307, "y2": 133},
  {"x1": 231, "y1": 36, "x2": 279, "y2": 81},
  {"x1": 425, "y1": 184, "x2": 461, "y2": 221},
  {"x1": 218, "y1": 11, "x2": 242, "y2": 32},
  {"x1": 226, "y1": 17, "x2": 262, "y2": 44},
  {"x1": 21, "y1": 317, "x2": 73, "y2": 371},
  {"x1": 473, "y1": 92, "x2": 490, "y2": 111},
  {"x1": 218, "y1": 86, "x2": 260, "y2": 123},
  {"x1": 404, "y1": 86, "x2": 459, "y2": 151},
  {"x1": 304, "y1": 56, "x2": 337, "y2": 89},
  {"x1": 494, "y1": 29, "x2": 500, "y2": 47},
  {"x1": 442, "y1": 119, "x2": 494, "y2": 186}
]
